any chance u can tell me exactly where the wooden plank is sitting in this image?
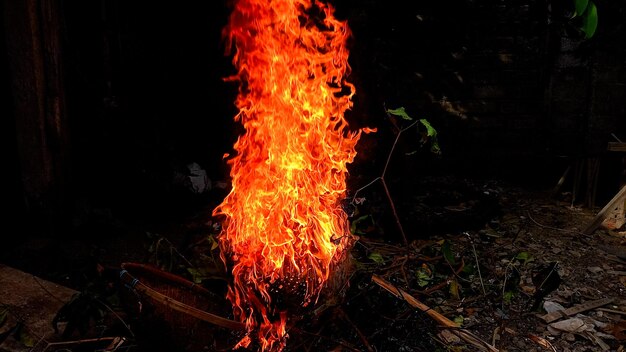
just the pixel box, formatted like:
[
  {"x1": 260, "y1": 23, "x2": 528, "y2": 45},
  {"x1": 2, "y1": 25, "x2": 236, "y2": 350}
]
[
  {"x1": 539, "y1": 297, "x2": 614, "y2": 323},
  {"x1": 608, "y1": 142, "x2": 626, "y2": 152},
  {"x1": 584, "y1": 185, "x2": 626, "y2": 235}
]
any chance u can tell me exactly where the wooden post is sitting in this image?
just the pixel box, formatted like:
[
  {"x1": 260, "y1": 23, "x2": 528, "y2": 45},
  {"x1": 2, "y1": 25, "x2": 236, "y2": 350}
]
[{"x1": 3, "y1": 0, "x2": 70, "y2": 233}]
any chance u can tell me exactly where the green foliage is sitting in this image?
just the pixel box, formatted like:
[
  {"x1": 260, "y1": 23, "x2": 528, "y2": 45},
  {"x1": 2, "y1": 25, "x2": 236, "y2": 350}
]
[
  {"x1": 453, "y1": 316, "x2": 464, "y2": 326},
  {"x1": 386, "y1": 106, "x2": 441, "y2": 154},
  {"x1": 367, "y1": 252, "x2": 385, "y2": 265},
  {"x1": 462, "y1": 263, "x2": 476, "y2": 275},
  {"x1": 350, "y1": 215, "x2": 373, "y2": 235},
  {"x1": 574, "y1": 0, "x2": 589, "y2": 17},
  {"x1": 502, "y1": 290, "x2": 516, "y2": 304},
  {"x1": 386, "y1": 107, "x2": 412, "y2": 121},
  {"x1": 581, "y1": 3, "x2": 598, "y2": 39},
  {"x1": 449, "y1": 278, "x2": 460, "y2": 300},
  {"x1": 515, "y1": 251, "x2": 534, "y2": 265},
  {"x1": 441, "y1": 240, "x2": 456, "y2": 265},
  {"x1": 416, "y1": 265, "x2": 433, "y2": 287},
  {"x1": 571, "y1": 0, "x2": 598, "y2": 39}
]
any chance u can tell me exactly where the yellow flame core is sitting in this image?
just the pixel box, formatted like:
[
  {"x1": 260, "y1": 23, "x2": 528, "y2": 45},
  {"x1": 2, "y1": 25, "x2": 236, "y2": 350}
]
[{"x1": 214, "y1": 0, "x2": 361, "y2": 350}]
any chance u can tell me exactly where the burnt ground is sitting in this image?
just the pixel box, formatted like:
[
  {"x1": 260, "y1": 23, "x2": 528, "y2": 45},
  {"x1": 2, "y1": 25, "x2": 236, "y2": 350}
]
[{"x1": 1, "y1": 175, "x2": 626, "y2": 352}]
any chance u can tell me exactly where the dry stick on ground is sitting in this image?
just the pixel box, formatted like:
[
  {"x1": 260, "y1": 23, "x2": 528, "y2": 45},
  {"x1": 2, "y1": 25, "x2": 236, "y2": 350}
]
[
  {"x1": 119, "y1": 269, "x2": 244, "y2": 330},
  {"x1": 372, "y1": 274, "x2": 499, "y2": 352},
  {"x1": 351, "y1": 120, "x2": 419, "y2": 247}
]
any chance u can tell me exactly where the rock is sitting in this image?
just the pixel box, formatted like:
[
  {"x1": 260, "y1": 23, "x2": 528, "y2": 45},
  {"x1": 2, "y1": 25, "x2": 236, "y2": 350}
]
[
  {"x1": 587, "y1": 267, "x2": 603, "y2": 274},
  {"x1": 543, "y1": 300, "x2": 565, "y2": 313},
  {"x1": 549, "y1": 318, "x2": 592, "y2": 333}
]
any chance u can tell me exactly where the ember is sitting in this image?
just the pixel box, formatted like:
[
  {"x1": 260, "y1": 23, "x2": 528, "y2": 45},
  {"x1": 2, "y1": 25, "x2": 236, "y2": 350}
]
[{"x1": 213, "y1": 0, "x2": 370, "y2": 350}]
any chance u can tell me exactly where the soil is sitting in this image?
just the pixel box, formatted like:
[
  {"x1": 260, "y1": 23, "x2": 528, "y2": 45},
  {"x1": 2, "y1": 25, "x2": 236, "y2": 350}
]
[{"x1": 2, "y1": 176, "x2": 626, "y2": 352}]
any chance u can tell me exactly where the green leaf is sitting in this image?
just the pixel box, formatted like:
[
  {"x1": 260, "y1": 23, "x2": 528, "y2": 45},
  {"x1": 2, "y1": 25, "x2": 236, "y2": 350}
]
[
  {"x1": 503, "y1": 291, "x2": 516, "y2": 304},
  {"x1": 582, "y1": 2, "x2": 598, "y2": 39},
  {"x1": 419, "y1": 119, "x2": 441, "y2": 154},
  {"x1": 462, "y1": 263, "x2": 475, "y2": 275},
  {"x1": 416, "y1": 267, "x2": 433, "y2": 287},
  {"x1": 515, "y1": 251, "x2": 534, "y2": 264},
  {"x1": 186, "y1": 267, "x2": 205, "y2": 284},
  {"x1": 368, "y1": 252, "x2": 385, "y2": 265},
  {"x1": 575, "y1": 0, "x2": 589, "y2": 17},
  {"x1": 419, "y1": 119, "x2": 437, "y2": 138},
  {"x1": 386, "y1": 107, "x2": 413, "y2": 121},
  {"x1": 441, "y1": 240, "x2": 456, "y2": 265},
  {"x1": 350, "y1": 215, "x2": 371, "y2": 235},
  {"x1": 208, "y1": 235, "x2": 219, "y2": 250},
  {"x1": 429, "y1": 141, "x2": 441, "y2": 155},
  {"x1": 453, "y1": 316, "x2": 464, "y2": 326},
  {"x1": 449, "y1": 279, "x2": 460, "y2": 300}
]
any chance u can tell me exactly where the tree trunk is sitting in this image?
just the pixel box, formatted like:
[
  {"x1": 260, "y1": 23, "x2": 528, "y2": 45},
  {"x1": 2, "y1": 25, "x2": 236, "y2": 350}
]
[{"x1": 3, "y1": 0, "x2": 70, "y2": 234}]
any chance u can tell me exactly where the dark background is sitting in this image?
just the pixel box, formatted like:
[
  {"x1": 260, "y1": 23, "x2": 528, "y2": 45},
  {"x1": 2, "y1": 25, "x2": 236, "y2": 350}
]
[{"x1": 3, "y1": 0, "x2": 626, "y2": 239}]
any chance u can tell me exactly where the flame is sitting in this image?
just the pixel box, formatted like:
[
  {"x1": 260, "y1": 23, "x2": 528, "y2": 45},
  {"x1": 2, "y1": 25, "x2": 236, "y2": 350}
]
[{"x1": 214, "y1": 0, "x2": 363, "y2": 350}]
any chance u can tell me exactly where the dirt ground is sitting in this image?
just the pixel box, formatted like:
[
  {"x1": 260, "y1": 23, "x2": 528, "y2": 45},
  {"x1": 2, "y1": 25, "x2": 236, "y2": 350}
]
[{"x1": 2, "y1": 176, "x2": 626, "y2": 352}]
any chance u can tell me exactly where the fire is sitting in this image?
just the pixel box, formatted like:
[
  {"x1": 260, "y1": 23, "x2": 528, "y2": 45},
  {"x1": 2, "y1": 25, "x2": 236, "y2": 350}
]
[{"x1": 213, "y1": 0, "x2": 368, "y2": 350}]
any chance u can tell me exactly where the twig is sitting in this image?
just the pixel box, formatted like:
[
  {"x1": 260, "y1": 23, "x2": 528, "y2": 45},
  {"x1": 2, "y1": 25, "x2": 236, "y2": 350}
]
[
  {"x1": 528, "y1": 334, "x2": 557, "y2": 352},
  {"x1": 119, "y1": 268, "x2": 244, "y2": 330},
  {"x1": 372, "y1": 275, "x2": 456, "y2": 328},
  {"x1": 421, "y1": 258, "x2": 465, "y2": 295},
  {"x1": 351, "y1": 177, "x2": 382, "y2": 202},
  {"x1": 351, "y1": 119, "x2": 420, "y2": 247},
  {"x1": 526, "y1": 211, "x2": 583, "y2": 235},
  {"x1": 95, "y1": 297, "x2": 135, "y2": 339},
  {"x1": 382, "y1": 181, "x2": 408, "y2": 246},
  {"x1": 597, "y1": 307, "x2": 626, "y2": 316},
  {"x1": 40, "y1": 337, "x2": 129, "y2": 350},
  {"x1": 399, "y1": 255, "x2": 410, "y2": 287},
  {"x1": 471, "y1": 242, "x2": 487, "y2": 296},
  {"x1": 154, "y1": 236, "x2": 194, "y2": 268},
  {"x1": 372, "y1": 274, "x2": 499, "y2": 352}
]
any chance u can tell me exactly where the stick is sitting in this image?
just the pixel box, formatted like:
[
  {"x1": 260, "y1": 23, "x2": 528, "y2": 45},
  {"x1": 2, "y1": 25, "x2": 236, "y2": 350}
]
[
  {"x1": 120, "y1": 269, "x2": 244, "y2": 330},
  {"x1": 371, "y1": 275, "x2": 499, "y2": 352},
  {"x1": 539, "y1": 297, "x2": 614, "y2": 323},
  {"x1": 584, "y1": 185, "x2": 626, "y2": 235}
]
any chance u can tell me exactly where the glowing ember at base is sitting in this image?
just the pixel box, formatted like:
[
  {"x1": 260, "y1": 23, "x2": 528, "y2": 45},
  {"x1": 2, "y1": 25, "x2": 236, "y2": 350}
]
[{"x1": 213, "y1": 0, "x2": 370, "y2": 350}]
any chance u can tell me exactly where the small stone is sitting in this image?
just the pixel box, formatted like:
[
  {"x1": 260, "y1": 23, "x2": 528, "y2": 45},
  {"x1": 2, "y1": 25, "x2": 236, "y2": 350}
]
[
  {"x1": 550, "y1": 317, "x2": 591, "y2": 333},
  {"x1": 543, "y1": 300, "x2": 565, "y2": 313},
  {"x1": 588, "y1": 267, "x2": 603, "y2": 273}
]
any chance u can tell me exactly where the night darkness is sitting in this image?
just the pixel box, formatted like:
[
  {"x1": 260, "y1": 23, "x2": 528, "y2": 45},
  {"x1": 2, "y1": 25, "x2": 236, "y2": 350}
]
[{"x1": 3, "y1": 0, "x2": 626, "y2": 351}]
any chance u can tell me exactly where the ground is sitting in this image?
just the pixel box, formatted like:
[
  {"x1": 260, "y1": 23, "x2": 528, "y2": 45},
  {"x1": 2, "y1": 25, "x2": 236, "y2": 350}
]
[{"x1": 1, "y1": 176, "x2": 626, "y2": 352}]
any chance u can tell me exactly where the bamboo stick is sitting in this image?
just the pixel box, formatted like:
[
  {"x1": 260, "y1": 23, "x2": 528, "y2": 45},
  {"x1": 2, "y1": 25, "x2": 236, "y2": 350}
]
[{"x1": 372, "y1": 274, "x2": 499, "y2": 352}]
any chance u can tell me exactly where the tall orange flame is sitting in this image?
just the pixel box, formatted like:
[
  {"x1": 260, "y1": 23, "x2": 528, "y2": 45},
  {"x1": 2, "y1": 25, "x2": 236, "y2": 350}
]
[{"x1": 214, "y1": 0, "x2": 365, "y2": 350}]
